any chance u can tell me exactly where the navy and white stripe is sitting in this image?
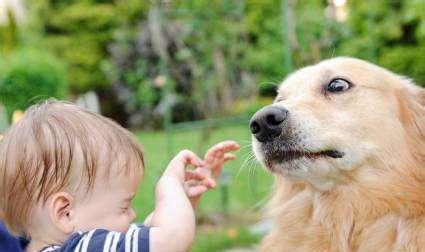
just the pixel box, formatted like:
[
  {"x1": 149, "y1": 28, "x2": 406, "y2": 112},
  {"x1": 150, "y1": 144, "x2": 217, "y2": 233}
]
[{"x1": 39, "y1": 224, "x2": 150, "y2": 252}]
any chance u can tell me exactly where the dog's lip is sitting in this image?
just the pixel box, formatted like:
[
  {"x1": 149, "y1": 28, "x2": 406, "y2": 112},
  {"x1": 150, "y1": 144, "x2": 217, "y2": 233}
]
[{"x1": 266, "y1": 149, "x2": 345, "y2": 163}]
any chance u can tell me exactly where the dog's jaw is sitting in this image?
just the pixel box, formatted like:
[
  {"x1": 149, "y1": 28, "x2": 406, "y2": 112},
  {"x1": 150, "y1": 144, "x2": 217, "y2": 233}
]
[{"x1": 252, "y1": 136, "x2": 346, "y2": 191}]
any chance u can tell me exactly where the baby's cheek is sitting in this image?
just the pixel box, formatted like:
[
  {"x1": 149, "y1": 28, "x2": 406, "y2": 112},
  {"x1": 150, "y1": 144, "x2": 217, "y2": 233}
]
[
  {"x1": 129, "y1": 208, "x2": 137, "y2": 222},
  {"x1": 96, "y1": 213, "x2": 131, "y2": 233},
  {"x1": 109, "y1": 218, "x2": 129, "y2": 232},
  {"x1": 116, "y1": 212, "x2": 135, "y2": 232}
]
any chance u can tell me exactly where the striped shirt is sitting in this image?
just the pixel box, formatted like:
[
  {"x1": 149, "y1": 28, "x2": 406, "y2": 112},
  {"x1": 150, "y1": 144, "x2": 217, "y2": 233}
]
[
  {"x1": 38, "y1": 224, "x2": 150, "y2": 252},
  {"x1": 0, "y1": 221, "x2": 25, "y2": 252}
]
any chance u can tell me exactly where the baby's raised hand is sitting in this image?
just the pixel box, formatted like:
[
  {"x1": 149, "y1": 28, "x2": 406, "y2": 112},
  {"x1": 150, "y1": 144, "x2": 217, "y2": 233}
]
[
  {"x1": 184, "y1": 141, "x2": 239, "y2": 205},
  {"x1": 155, "y1": 149, "x2": 204, "y2": 203},
  {"x1": 203, "y1": 140, "x2": 240, "y2": 179}
]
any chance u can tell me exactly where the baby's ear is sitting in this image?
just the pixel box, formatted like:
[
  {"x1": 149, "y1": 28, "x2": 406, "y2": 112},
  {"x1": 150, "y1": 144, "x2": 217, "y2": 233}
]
[{"x1": 49, "y1": 192, "x2": 75, "y2": 235}]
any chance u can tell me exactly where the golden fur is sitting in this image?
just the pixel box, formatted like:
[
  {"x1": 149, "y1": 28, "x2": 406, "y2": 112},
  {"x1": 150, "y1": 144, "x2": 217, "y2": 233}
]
[{"x1": 253, "y1": 58, "x2": 425, "y2": 252}]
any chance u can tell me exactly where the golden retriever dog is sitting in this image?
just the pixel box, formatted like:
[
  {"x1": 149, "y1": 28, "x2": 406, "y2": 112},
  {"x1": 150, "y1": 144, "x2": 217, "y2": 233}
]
[{"x1": 249, "y1": 57, "x2": 425, "y2": 252}]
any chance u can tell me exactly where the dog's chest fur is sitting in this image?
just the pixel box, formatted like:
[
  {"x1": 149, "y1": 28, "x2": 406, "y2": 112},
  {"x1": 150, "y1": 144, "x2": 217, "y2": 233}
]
[{"x1": 260, "y1": 178, "x2": 425, "y2": 252}]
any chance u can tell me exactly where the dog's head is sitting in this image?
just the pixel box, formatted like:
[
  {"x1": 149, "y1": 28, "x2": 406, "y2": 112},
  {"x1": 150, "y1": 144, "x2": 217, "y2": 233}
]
[{"x1": 250, "y1": 57, "x2": 425, "y2": 190}]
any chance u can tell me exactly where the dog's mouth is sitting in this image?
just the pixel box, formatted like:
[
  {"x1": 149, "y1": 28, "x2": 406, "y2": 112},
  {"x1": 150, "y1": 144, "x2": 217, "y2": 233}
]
[{"x1": 265, "y1": 149, "x2": 345, "y2": 167}]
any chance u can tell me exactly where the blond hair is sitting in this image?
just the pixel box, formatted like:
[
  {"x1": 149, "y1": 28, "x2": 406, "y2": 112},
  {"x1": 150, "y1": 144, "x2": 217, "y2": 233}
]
[{"x1": 0, "y1": 100, "x2": 144, "y2": 236}]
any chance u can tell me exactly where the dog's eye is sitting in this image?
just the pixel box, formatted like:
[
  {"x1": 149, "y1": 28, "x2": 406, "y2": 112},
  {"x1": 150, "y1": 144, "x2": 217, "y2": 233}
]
[{"x1": 325, "y1": 78, "x2": 352, "y2": 93}]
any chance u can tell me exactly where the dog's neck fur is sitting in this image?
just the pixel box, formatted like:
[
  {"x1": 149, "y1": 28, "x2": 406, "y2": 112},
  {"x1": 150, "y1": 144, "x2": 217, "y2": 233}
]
[{"x1": 262, "y1": 147, "x2": 425, "y2": 252}]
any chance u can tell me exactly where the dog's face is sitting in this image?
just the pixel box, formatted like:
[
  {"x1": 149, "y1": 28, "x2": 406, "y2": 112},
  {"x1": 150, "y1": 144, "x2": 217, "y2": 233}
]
[{"x1": 250, "y1": 57, "x2": 423, "y2": 190}]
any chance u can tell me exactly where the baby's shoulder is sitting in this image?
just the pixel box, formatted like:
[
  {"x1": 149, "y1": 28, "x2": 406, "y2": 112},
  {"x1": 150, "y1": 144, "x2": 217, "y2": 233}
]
[{"x1": 39, "y1": 224, "x2": 150, "y2": 252}]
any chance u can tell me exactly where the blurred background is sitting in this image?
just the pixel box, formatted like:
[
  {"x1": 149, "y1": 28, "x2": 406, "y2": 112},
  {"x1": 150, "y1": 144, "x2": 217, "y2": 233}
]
[{"x1": 0, "y1": 0, "x2": 424, "y2": 251}]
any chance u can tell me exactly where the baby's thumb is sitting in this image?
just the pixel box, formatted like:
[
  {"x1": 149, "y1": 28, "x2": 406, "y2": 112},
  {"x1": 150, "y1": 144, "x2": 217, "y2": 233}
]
[
  {"x1": 175, "y1": 150, "x2": 204, "y2": 167},
  {"x1": 165, "y1": 150, "x2": 204, "y2": 178}
]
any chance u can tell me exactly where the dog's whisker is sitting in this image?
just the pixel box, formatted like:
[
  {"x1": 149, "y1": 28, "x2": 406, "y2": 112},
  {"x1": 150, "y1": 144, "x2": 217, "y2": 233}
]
[
  {"x1": 237, "y1": 152, "x2": 255, "y2": 172},
  {"x1": 238, "y1": 139, "x2": 253, "y2": 143},
  {"x1": 235, "y1": 152, "x2": 255, "y2": 179},
  {"x1": 259, "y1": 80, "x2": 282, "y2": 87},
  {"x1": 245, "y1": 191, "x2": 273, "y2": 214},
  {"x1": 247, "y1": 156, "x2": 257, "y2": 187},
  {"x1": 238, "y1": 145, "x2": 253, "y2": 151},
  {"x1": 239, "y1": 153, "x2": 254, "y2": 168}
]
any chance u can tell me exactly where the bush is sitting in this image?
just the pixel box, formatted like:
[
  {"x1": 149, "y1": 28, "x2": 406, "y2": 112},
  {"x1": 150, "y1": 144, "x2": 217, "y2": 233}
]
[
  {"x1": 233, "y1": 96, "x2": 274, "y2": 117},
  {"x1": 0, "y1": 49, "x2": 67, "y2": 119},
  {"x1": 379, "y1": 46, "x2": 425, "y2": 86}
]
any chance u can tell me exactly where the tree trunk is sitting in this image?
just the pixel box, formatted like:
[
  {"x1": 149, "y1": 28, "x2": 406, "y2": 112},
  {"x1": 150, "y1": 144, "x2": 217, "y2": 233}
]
[{"x1": 213, "y1": 47, "x2": 232, "y2": 114}]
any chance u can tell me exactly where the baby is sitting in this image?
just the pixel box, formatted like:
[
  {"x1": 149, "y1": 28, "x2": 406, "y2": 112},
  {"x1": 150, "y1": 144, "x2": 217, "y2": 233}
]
[{"x1": 0, "y1": 100, "x2": 239, "y2": 252}]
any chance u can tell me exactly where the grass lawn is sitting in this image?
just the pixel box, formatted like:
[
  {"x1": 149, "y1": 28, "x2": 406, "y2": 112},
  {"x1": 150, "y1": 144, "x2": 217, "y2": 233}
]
[{"x1": 133, "y1": 123, "x2": 274, "y2": 251}]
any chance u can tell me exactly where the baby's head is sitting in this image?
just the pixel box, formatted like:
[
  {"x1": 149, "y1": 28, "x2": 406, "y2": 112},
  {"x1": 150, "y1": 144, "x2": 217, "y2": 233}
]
[{"x1": 0, "y1": 100, "x2": 144, "y2": 243}]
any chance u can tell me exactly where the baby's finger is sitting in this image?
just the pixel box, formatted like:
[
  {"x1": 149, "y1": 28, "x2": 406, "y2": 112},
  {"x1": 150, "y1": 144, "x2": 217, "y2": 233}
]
[
  {"x1": 185, "y1": 170, "x2": 205, "y2": 181},
  {"x1": 203, "y1": 178, "x2": 216, "y2": 188},
  {"x1": 217, "y1": 141, "x2": 240, "y2": 152},
  {"x1": 205, "y1": 141, "x2": 239, "y2": 160},
  {"x1": 221, "y1": 141, "x2": 240, "y2": 152},
  {"x1": 185, "y1": 176, "x2": 215, "y2": 189},
  {"x1": 186, "y1": 185, "x2": 208, "y2": 197},
  {"x1": 223, "y1": 153, "x2": 236, "y2": 162}
]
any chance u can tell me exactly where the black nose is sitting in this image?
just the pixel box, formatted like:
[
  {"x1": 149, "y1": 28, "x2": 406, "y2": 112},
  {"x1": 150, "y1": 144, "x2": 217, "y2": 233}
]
[{"x1": 249, "y1": 106, "x2": 289, "y2": 142}]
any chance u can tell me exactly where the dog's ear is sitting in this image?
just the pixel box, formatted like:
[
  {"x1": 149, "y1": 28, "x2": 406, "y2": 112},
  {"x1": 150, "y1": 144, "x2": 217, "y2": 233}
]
[
  {"x1": 399, "y1": 82, "x2": 425, "y2": 153},
  {"x1": 410, "y1": 84, "x2": 425, "y2": 105},
  {"x1": 406, "y1": 83, "x2": 425, "y2": 110}
]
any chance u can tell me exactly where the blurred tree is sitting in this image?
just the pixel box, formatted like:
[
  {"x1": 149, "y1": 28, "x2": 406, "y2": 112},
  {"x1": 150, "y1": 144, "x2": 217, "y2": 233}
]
[
  {"x1": 0, "y1": 49, "x2": 67, "y2": 119},
  {"x1": 107, "y1": 0, "x2": 257, "y2": 127},
  {"x1": 244, "y1": 0, "x2": 286, "y2": 96},
  {"x1": 40, "y1": 1, "x2": 117, "y2": 93},
  {"x1": 173, "y1": 0, "x2": 255, "y2": 115},
  {"x1": 337, "y1": 0, "x2": 425, "y2": 85},
  {"x1": 244, "y1": 0, "x2": 345, "y2": 95},
  {"x1": 23, "y1": 0, "x2": 150, "y2": 123},
  {"x1": 0, "y1": 10, "x2": 19, "y2": 54}
]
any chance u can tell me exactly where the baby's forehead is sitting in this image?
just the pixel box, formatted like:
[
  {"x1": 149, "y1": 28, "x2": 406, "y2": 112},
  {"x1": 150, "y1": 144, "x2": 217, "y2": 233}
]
[{"x1": 81, "y1": 169, "x2": 142, "y2": 202}]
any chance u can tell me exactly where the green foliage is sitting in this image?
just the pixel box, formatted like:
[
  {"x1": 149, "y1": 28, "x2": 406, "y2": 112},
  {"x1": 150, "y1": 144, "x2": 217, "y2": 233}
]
[
  {"x1": 137, "y1": 80, "x2": 158, "y2": 107},
  {"x1": 0, "y1": 10, "x2": 20, "y2": 54},
  {"x1": 173, "y1": 0, "x2": 253, "y2": 114},
  {"x1": 0, "y1": 49, "x2": 67, "y2": 118},
  {"x1": 379, "y1": 46, "x2": 425, "y2": 85},
  {"x1": 35, "y1": 1, "x2": 119, "y2": 93},
  {"x1": 42, "y1": 35, "x2": 107, "y2": 93},
  {"x1": 244, "y1": 0, "x2": 285, "y2": 95},
  {"x1": 48, "y1": 3, "x2": 116, "y2": 33},
  {"x1": 336, "y1": 0, "x2": 425, "y2": 85},
  {"x1": 233, "y1": 97, "x2": 274, "y2": 117},
  {"x1": 245, "y1": 0, "x2": 425, "y2": 90},
  {"x1": 17, "y1": 0, "x2": 425, "y2": 126}
]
